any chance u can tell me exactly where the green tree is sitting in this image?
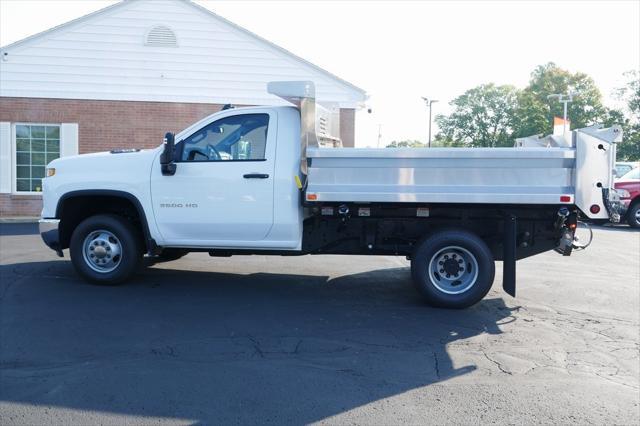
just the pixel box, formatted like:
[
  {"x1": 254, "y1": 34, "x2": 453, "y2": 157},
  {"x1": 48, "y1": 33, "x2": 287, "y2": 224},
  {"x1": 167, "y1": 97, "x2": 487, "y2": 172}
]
[
  {"x1": 616, "y1": 70, "x2": 640, "y2": 115},
  {"x1": 386, "y1": 139, "x2": 426, "y2": 148},
  {"x1": 613, "y1": 70, "x2": 640, "y2": 161},
  {"x1": 431, "y1": 133, "x2": 465, "y2": 147},
  {"x1": 435, "y1": 63, "x2": 633, "y2": 151},
  {"x1": 514, "y1": 62, "x2": 607, "y2": 137},
  {"x1": 435, "y1": 83, "x2": 519, "y2": 147}
]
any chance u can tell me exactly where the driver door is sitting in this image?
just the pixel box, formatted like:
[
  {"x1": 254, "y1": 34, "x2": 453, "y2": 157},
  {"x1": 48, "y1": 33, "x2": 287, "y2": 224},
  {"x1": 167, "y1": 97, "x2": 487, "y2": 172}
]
[{"x1": 150, "y1": 109, "x2": 276, "y2": 246}]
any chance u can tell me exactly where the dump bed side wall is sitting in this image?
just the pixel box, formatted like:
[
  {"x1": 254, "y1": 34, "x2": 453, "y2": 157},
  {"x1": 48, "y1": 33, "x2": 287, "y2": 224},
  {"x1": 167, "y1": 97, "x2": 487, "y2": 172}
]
[{"x1": 305, "y1": 147, "x2": 576, "y2": 205}]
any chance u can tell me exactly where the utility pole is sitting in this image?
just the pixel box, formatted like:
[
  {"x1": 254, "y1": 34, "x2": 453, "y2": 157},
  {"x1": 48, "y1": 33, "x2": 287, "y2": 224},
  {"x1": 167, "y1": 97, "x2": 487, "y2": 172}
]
[
  {"x1": 547, "y1": 91, "x2": 578, "y2": 135},
  {"x1": 422, "y1": 97, "x2": 439, "y2": 147},
  {"x1": 376, "y1": 124, "x2": 382, "y2": 148}
]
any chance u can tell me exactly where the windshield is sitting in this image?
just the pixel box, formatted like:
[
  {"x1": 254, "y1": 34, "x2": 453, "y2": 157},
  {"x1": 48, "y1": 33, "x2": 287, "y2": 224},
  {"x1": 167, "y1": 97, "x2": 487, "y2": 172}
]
[{"x1": 620, "y1": 167, "x2": 640, "y2": 180}]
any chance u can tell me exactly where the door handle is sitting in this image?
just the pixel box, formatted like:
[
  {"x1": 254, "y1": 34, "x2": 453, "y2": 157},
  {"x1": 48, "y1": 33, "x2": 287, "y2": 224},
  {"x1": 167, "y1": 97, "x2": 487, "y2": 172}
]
[{"x1": 243, "y1": 173, "x2": 269, "y2": 179}]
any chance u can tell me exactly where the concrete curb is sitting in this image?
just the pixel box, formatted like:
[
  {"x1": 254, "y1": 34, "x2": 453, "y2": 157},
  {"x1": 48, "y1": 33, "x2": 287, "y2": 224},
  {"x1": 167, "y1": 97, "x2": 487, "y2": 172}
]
[{"x1": 0, "y1": 217, "x2": 39, "y2": 224}]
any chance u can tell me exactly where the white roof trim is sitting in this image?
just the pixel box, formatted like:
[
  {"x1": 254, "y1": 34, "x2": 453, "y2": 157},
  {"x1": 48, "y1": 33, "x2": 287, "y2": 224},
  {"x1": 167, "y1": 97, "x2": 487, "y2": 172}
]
[
  {"x1": 0, "y1": 0, "x2": 367, "y2": 101},
  {"x1": 1, "y1": 0, "x2": 125, "y2": 51}
]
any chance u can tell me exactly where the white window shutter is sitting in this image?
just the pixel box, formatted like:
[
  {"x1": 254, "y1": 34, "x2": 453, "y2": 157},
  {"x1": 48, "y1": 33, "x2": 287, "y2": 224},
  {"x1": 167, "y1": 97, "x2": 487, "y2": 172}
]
[
  {"x1": 0, "y1": 122, "x2": 11, "y2": 193},
  {"x1": 60, "y1": 123, "x2": 79, "y2": 157}
]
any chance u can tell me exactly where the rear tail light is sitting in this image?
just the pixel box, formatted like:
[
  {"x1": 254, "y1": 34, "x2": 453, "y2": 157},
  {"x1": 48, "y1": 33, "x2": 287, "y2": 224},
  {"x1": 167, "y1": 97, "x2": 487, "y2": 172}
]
[
  {"x1": 590, "y1": 204, "x2": 601, "y2": 214},
  {"x1": 560, "y1": 195, "x2": 571, "y2": 202}
]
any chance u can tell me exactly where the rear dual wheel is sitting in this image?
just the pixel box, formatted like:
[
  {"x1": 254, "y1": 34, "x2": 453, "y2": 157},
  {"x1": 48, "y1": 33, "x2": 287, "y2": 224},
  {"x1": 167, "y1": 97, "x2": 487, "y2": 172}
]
[{"x1": 411, "y1": 229, "x2": 495, "y2": 309}]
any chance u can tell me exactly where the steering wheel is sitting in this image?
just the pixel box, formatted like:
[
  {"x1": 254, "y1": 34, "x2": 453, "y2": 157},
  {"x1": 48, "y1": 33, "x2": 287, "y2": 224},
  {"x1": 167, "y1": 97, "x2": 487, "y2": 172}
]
[
  {"x1": 187, "y1": 147, "x2": 209, "y2": 161},
  {"x1": 186, "y1": 145, "x2": 222, "y2": 161},
  {"x1": 206, "y1": 144, "x2": 222, "y2": 160}
]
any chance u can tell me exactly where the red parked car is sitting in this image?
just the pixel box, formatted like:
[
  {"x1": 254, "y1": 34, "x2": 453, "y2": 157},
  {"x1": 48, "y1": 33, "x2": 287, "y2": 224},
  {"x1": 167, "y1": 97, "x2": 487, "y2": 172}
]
[{"x1": 615, "y1": 166, "x2": 640, "y2": 228}]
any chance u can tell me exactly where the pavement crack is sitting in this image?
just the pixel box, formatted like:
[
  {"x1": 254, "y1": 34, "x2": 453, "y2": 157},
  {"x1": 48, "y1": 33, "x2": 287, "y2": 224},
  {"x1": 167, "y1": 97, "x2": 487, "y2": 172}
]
[
  {"x1": 292, "y1": 339, "x2": 303, "y2": 355},
  {"x1": 482, "y1": 350, "x2": 512, "y2": 375},
  {"x1": 246, "y1": 334, "x2": 264, "y2": 358},
  {"x1": 150, "y1": 345, "x2": 177, "y2": 358},
  {"x1": 345, "y1": 339, "x2": 399, "y2": 349}
]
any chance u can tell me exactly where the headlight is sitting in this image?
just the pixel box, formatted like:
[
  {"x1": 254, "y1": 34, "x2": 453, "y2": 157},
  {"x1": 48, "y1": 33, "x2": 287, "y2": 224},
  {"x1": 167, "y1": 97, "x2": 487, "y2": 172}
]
[
  {"x1": 46, "y1": 167, "x2": 56, "y2": 177},
  {"x1": 615, "y1": 188, "x2": 631, "y2": 199}
]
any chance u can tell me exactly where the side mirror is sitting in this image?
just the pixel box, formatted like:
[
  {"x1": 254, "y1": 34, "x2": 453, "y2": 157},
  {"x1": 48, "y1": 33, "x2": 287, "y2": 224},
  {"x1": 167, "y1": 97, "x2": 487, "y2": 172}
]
[{"x1": 160, "y1": 132, "x2": 177, "y2": 176}]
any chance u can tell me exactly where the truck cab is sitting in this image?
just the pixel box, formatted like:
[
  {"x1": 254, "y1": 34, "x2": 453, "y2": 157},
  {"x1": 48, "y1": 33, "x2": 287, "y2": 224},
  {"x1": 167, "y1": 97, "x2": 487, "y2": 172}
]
[{"x1": 150, "y1": 106, "x2": 303, "y2": 249}]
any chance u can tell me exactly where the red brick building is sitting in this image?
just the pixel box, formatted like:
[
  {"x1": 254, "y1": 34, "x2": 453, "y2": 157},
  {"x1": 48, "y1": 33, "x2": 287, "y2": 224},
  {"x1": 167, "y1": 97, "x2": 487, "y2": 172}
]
[{"x1": 0, "y1": 0, "x2": 366, "y2": 217}]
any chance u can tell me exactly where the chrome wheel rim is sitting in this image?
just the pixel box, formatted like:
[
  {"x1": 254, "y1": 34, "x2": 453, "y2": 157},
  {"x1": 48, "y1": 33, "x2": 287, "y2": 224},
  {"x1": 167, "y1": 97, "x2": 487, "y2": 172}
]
[
  {"x1": 428, "y1": 246, "x2": 479, "y2": 294},
  {"x1": 635, "y1": 208, "x2": 640, "y2": 225},
  {"x1": 82, "y1": 230, "x2": 122, "y2": 273}
]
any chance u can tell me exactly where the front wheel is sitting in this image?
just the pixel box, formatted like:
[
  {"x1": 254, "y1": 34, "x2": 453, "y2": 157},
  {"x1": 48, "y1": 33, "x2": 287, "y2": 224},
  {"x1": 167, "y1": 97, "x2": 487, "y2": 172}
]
[
  {"x1": 70, "y1": 214, "x2": 142, "y2": 285},
  {"x1": 411, "y1": 229, "x2": 495, "y2": 309}
]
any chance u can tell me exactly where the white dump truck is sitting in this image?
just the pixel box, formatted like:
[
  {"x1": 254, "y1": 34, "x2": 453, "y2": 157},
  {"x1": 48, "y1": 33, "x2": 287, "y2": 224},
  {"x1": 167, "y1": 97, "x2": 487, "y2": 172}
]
[{"x1": 39, "y1": 81, "x2": 623, "y2": 308}]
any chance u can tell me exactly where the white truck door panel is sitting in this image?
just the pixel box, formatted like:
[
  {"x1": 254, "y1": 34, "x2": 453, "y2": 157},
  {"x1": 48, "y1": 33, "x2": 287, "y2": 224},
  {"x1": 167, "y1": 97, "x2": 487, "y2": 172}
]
[{"x1": 150, "y1": 110, "x2": 277, "y2": 246}]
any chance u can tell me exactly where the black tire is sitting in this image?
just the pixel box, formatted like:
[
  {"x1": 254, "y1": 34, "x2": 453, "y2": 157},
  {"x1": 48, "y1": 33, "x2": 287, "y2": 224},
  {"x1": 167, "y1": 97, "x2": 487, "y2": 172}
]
[
  {"x1": 627, "y1": 202, "x2": 640, "y2": 228},
  {"x1": 69, "y1": 214, "x2": 142, "y2": 285},
  {"x1": 411, "y1": 229, "x2": 495, "y2": 309}
]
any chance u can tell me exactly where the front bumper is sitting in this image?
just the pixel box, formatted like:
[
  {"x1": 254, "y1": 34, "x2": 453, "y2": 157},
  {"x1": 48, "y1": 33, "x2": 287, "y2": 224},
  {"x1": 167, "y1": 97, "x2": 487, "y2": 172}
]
[
  {"x1": 620, "y1": 199, "x2": 631, "y2": 216},
  {"x1": 39, "y1": 218, "x2": 63, "y2": 257}
]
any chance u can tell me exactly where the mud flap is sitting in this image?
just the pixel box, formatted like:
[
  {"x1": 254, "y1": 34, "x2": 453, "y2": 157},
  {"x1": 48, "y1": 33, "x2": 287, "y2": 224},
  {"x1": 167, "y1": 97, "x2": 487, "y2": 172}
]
[{"x1": 503, "y1": 214, "x2": 517, "y2": 297}]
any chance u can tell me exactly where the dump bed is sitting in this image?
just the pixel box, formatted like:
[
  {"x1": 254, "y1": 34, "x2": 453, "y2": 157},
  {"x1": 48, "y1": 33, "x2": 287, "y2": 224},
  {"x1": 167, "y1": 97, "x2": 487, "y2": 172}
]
[{"x1": 304, "y1": 125, "x2": 622, "y2": 221}]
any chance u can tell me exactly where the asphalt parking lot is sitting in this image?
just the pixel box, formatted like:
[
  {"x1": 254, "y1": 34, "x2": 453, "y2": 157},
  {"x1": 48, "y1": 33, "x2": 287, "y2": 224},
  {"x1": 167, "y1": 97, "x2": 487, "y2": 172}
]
[{"x1": 0, "y1": 223, "x2": 638, "y2": 425}]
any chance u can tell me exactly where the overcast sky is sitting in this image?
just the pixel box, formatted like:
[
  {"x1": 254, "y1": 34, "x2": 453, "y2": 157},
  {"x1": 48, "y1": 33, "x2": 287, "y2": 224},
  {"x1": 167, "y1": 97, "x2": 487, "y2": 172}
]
[{"x1": 1, "y1": 0, "x2": 639, "y2": 147}]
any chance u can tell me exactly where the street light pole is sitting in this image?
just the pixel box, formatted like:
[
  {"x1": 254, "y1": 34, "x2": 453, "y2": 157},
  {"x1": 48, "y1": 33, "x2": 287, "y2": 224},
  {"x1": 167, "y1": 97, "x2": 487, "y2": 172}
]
[
  {"x1": 563, "y1": 101, "x2": 568, "y2": 135},
  {"x1": 422, "y1": 97, "x2": 439, "y2": 147},
  {"x1": 548, "y1": 91, "x2": 578, "y2": 135}
]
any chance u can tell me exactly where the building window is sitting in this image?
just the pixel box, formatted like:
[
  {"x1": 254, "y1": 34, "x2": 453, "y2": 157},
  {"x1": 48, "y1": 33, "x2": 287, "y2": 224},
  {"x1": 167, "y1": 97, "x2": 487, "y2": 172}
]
[{"x1": 15, "y1": 124, "x2": 60, "y2": 193}]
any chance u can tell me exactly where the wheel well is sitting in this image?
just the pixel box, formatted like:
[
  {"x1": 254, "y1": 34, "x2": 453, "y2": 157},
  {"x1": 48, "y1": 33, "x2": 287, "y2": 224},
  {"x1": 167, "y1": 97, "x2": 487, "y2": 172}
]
[
  {"x1": 57, "y1": 195, "x2": 147, "y2": 250},
  {"x1": 627, "y1": 197, "x2": 640, "y2": 218}
]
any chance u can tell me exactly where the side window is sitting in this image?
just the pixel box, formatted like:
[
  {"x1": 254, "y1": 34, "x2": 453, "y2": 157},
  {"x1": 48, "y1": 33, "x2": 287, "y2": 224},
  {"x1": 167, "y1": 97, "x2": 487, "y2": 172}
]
[{"x1": 179, "y1": 113, "x2": 269, "y2": 162}]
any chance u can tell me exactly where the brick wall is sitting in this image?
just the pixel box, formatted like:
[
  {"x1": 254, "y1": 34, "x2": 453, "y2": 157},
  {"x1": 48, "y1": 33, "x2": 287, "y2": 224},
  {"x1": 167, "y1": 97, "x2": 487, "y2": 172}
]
[
  {"x1": 0, "y1": 97, "x2": 357, "y2": 217},
  {"x1": 0, "y1": 194, "x2": 42, "y2": 217}
]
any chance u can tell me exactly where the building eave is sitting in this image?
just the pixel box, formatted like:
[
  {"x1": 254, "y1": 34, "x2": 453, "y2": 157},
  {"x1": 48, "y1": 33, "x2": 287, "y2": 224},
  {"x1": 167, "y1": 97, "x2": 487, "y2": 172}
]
[{"x1": 0, "y1": 1, "x2": 123, "y2": 51}]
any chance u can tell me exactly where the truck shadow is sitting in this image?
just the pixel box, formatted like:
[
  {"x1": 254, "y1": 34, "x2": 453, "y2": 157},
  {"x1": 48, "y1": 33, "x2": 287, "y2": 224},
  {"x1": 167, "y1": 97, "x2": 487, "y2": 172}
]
[{"x1": 0, "y1": 259, "x2": 518, "y2": 424}]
